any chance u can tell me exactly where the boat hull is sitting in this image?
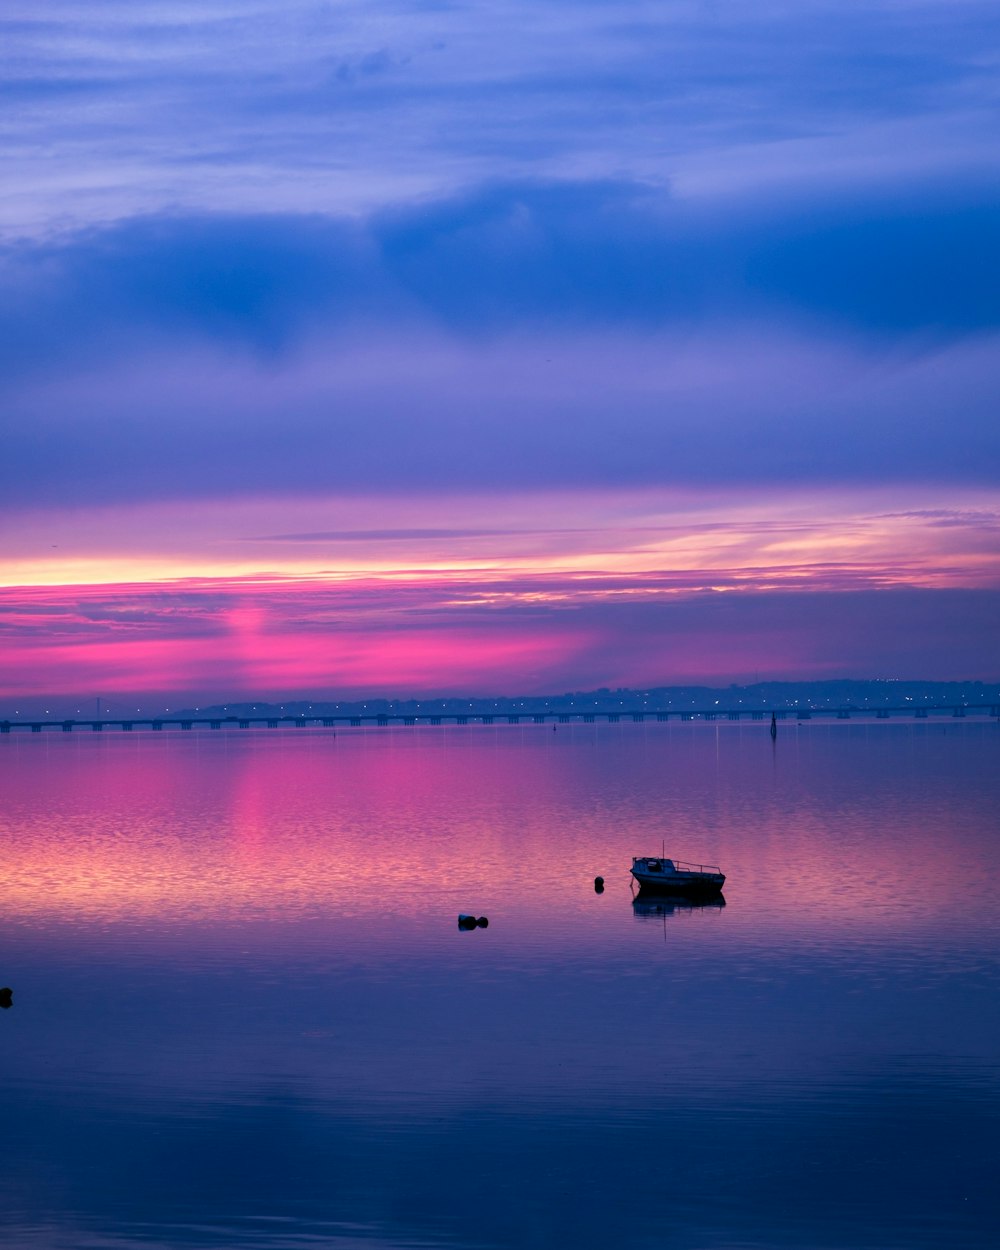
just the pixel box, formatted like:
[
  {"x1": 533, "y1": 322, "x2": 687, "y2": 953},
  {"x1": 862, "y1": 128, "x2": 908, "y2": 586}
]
[{"x1": 630, "y1": 869, "x2": 725, "y2": 897}]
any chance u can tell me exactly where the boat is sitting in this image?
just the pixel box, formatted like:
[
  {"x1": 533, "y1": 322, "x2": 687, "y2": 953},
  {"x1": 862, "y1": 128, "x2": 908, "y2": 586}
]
[{"x1": 630, "y1": 856, "x2": 725, "y2": 896}]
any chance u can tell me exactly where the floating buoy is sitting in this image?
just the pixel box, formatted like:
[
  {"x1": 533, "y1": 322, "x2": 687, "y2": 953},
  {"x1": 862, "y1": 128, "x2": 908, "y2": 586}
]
[
  {"x1": 594, "y1": 876, "x2": 605, "y2": 893},
  {"x1": 457, "y1": 914, "x2": 478, "y2": 930},
  {"x1": 0, "y1": 987, "x2": 12, "y2": 1009},
  {"x1": 476, "y1": 916, "x2": 489, "y2": 928}
]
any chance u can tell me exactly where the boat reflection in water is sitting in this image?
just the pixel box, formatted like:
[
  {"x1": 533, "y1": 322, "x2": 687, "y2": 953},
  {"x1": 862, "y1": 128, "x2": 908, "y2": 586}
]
[{"x1": 631, "y1": 893, "x2": 726, "y2": 921}]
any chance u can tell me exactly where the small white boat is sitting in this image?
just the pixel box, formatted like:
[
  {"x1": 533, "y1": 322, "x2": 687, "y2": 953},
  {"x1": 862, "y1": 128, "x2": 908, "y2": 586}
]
[{"x1": 630, "y1": 856, "x2": 725, "y2": 896}]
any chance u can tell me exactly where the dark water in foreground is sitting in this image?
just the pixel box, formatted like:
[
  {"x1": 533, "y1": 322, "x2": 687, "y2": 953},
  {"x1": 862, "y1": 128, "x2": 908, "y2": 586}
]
[{"x1": 1, "y1": 722, "x2": 998, "y2": 1249}]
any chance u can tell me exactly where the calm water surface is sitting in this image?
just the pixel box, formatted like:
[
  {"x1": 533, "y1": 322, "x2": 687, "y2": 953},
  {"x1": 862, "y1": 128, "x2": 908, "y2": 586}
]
[{"x1": 1, "y1": 722, "x2": 998, "y2": 1249}]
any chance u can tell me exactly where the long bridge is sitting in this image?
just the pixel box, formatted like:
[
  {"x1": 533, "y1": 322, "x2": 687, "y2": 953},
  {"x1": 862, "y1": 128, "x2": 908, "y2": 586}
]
[{"x1": 2, "y1": 705, "x2": 998, "y2": 733}]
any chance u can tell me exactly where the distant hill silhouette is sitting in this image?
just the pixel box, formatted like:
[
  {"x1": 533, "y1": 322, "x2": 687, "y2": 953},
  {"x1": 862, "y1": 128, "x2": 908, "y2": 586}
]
[{"x1": 179, "y1": 679, "x2": 1000, "y2": 720}]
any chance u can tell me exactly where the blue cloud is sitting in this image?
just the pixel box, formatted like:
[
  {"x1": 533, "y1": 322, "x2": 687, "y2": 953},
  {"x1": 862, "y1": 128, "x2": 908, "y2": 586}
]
[
  {"x1": 1, "y1": 177, "x2": 998, "y2": 383},
  {"x1": 743, "y1": 193, "x2": 1000, "y2": 333},
  {"x1": 1, "y1": 177, "x2": 999, "y2": 505},
  {"x1": 376, "y1": 179, "x2": 1000, "y2": 334},
  {"x1": 0, "y1": 213, "x2": 381, "y2": 368}
]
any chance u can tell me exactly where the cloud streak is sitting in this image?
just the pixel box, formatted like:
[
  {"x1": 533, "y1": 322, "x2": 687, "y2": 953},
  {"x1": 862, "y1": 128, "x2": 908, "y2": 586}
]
[
  {"x1": 4, "y1": 487, "x2": 998, "y2": 587},
  {"x1": 2, "y1": 576, "x2": 997, "y2": 706},
  {"x1": 2, "y1": 487, "x2": 998, "y2": 704},
  {"x1": 3, "y1": 2, "x2": 998, "y2": 235}
]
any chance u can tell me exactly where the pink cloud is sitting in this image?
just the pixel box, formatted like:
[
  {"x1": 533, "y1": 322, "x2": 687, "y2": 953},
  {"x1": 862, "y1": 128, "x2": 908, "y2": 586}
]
[{"x1": 2, "y1": 483, "x2": 998, "y2": 707}]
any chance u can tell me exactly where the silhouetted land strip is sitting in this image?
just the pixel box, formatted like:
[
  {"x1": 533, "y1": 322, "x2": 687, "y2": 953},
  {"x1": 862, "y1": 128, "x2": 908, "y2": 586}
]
[
  {"x1": 4, "y1": 703, "x2": 998, "y2": 733},
  {"x1": 5, "y1": 682, "x2": 998, "y2": 734}
]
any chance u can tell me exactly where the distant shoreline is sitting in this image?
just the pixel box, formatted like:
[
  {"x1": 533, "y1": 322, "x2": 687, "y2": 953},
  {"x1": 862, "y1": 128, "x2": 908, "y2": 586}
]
[
  {"x1": 4, "y1": 679, "x2": 999, "y2": 729},
  {"x1": 174, "y1": 679, "x2": 1000, "y2": 721}
]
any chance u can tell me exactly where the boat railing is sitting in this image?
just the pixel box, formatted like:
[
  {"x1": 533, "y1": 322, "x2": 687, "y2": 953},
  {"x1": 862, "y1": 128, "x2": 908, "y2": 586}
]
[
  {"x1": 672, "y1": 859, "x2": 723, "y2": 876},
  {"x1": 633, "y1": 856, "x2": 722, "y2": 875}
]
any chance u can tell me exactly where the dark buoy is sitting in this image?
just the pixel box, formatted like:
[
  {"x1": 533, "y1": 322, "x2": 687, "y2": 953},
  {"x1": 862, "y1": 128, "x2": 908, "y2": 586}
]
[
  {"x1": 770, "y1": 712, "x2": 777, "y2": 740},
  {"x1": 476, "y1": 916, "x2": 489, "y2": 928},
  {"x1": 458, "y1": 914, "x2": 477, "y2": 930},
  {"x1": 0, "y1": 987, "x2": 12, "y2": 1009},
  {"x1": 594, "y1": 876, "x2": 605, "y2": 893}
]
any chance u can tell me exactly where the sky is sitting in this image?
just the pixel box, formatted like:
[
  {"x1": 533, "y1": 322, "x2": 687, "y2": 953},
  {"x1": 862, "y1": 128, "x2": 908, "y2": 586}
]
[{"x1": 2, "y1": 0, "x2": 999, "y2": 711}]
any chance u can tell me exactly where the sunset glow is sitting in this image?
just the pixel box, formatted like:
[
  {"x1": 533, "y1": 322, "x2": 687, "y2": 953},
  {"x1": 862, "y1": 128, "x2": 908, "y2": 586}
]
[
  {"x1": 3, "y1": 2, "x2": 999, "y2": 708},
  {"x1": 2, "y1": 489, "x2": 997, "y2": 706}
]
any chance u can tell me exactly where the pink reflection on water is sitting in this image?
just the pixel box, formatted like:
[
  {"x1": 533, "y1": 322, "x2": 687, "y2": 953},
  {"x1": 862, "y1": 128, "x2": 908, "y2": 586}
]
[{"x1": 2, "y1": 727, "x2": 997, "y2": 961}]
